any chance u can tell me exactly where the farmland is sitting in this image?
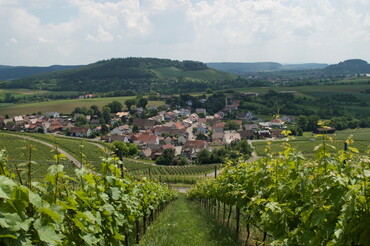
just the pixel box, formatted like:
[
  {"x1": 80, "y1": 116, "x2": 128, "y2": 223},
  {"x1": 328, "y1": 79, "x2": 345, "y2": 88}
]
[
  {"x1": 0, "y1": 132, "x2": 77, "y2": 178},
  {"x1": 0, "y1": 96, "x2": 164, "y2": 116},
  {"x1": 252, "y1": 128, "x2": 370, "y2": 158}
]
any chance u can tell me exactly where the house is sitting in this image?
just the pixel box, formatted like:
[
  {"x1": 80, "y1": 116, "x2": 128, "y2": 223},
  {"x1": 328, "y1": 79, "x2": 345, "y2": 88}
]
[
  {"x1": 13, "y1": 116, "x2": 24, "y2": 126},
  {"x1": 164, "y1": 112, "x2": 177, "y2": 121},
  {"x1": 106, "y1": 135, "x2": 131, "y2": 143},
  {"x1": 211, "y1": 132, "x2": 224, "y2": 141},
  {"x1": 162, "y1": 143, "x2": 176, "y2": 151},
  {"x1": 132, "y1": 119, "x2": 156, "y2": 130},
  {"x1": 281, "y1": 115, "x2": 296, "y2": 124},
  {"x1": 272, "y1": 129, "x2": 285, "y2": 138},
  {"x1": 62, "y1": 122, "x2": 74, "y2": 131},
  {"x1": 89, "y1": 119, "x2": 100, "y2": 126},
  {"x1": 48, "y1": 120, "x2": 63, "y2": 132},
  {"x1": 148, "y1": 106, "x2": 157, "y2": 111},
  {"x1": 237, "y1": 112, "x2": 254, "y2": 121},
  {"x1": 181, "y1": 140, "x2": 208, "y2": 158},
  {"x1": 239, "y1": 130, "x2": 254, "y2": 140},
  {"x1": 70, "y1": 127, "x2": 92, "y2": 137},
  {"x1": 132, "y1": 134, "x2": 159, "y2": 148},
  {"x1": 152, "y1": 125, "x2": 187, "y2": 137},
  {"x1": 212, "y1": 123, "x2": 224, "y2": 133},
  {"x1": 0, "y1": 115, "x2": 4, "y2": 127},
  {"x1": 210, "y1": 139, "x2": 224, "y2": 147},
  {"x1": 214, "y1": 111, "x2": 225, "y2": 119},
  {"x1": 116, "y1": 112, "x2": 130, "y2": 120},
  {"x1": 177, "y1": 135, "x2": 188, "y2": 145},
  {"x1": 244, "y1": 124, "x2": 260, "y2": 131},
  {"x1": 258, "y1": 130, "x2": 271, "y2": 138},
  {"x1": 195, "y1": 123, "x2": 208, "y2": 135},
  {"x1": 196, "y1": 108, "x2": 207, "y2": 115},
  {"x1": 271, "y1": 119, "x2": 284, "y2": 129},
  {"x1": 223, "y1": 131, "x2": 241, "y2": 145},
  {"x1": 44, "y1": 112, "x2": 60, "y2": 118},
  {"x1": 111, "y1": 125, "x2": 131, "y2": 135},
  {"x1": 188, "y1": 113, "x2": 199, "y2": 123},
  {"x1": 180, "y1": 108, "x2": 190, "y2": 116}
]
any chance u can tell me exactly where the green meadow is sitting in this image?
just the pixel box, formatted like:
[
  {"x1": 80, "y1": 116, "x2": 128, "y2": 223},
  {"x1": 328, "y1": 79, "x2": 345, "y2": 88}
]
[{"x1": 0, "y1": 96, "x2": 164, "y2": 116}]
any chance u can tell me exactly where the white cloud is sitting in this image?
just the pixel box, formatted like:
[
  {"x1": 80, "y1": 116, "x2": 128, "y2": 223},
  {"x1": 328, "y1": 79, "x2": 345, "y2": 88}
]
[{"x1": 1, "y1": 0, "x2": 370, "y2": 65}]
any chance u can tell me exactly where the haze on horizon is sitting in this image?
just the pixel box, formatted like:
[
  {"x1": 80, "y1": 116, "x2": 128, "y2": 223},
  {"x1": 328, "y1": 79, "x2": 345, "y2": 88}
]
[{"x1": 1, "y1": 0, "x2": 370, "y2": 66}]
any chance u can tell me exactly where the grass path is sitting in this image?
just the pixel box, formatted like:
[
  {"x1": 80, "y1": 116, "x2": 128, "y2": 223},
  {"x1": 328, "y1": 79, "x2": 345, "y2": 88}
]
[{"x1": 138, "y1": 195, "x2": 239, "y2": 246}]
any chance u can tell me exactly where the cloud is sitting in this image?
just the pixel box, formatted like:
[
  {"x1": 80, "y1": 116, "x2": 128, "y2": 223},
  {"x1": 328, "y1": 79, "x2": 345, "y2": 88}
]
[{"x1": 1, "y1": 0, "x2": 370, "y2": 65}]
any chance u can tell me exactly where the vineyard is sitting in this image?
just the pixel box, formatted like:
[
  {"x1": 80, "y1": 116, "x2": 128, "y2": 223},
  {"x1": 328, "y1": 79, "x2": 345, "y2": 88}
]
[
  {"x1": 253, "y1": 128, "x2": 370, "y2": 158},
  {"x1": 0, "y1": 149, "x2": 177, "y2": 245},
  {"x1": 188, "y1": 135, "x2": 370, "y2": 245}
]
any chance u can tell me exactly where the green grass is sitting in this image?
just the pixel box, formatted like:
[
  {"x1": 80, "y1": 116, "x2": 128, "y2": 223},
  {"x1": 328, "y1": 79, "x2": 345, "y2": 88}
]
[
  {"x1": 0, "y1": 96, "x2": 164, "y2": 117},
  {"x1": 138, "y1": 195, "x2": 238, "y2": 246},
  {"x1": 253, "y1": 128, "x2": 370, "y2": 158}
]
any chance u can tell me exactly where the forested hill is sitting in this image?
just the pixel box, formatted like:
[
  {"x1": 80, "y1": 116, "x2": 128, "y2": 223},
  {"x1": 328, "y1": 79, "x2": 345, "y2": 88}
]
[
  {"x1": 322, "y1": 59, "x2": 370, "y2": 75},
  {"x1": 0, "y1": 65, "x2": 82, "y2": 81},
  {"x1": 1, "y1": 58, "x2": 238, "y2": 93}
]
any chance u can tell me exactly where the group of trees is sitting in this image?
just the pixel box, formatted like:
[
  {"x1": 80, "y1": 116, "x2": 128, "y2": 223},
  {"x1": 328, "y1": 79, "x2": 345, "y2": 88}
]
[
  {"x1": 165, "y1": 92, "x2": 226, "y2": 115},
  {"x1": 196, "y1": 140, "x2": 252, "y2": 164},
  {"x1": 124, "y1": 96, "x2": 148, "y2": 111},
  {"x1": 155, "y1": 148, "x2": 188, "y2": 166}
]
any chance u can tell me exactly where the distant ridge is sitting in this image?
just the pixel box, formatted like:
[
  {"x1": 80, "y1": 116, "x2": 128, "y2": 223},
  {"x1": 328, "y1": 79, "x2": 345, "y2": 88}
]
[
  {"x1": 0, "y1": 65, "x2": 83, "y2": 81},
  {"x1": 207, "y1": 62, "x2": 328, "y2": 74},
  {"x1": 323, "y1": 59, "x2": 370, "y2": 75},
  {"x1": 1, "y1": 57, "x2": 237, "y2": 92}
]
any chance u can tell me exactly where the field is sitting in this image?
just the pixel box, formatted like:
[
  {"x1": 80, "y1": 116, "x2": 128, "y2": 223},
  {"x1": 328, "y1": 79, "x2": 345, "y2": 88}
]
[
  {"x1": 0, "y1": 131, "x2": 221, "y2": 184},
  {"x1": 0, "y1": 96, "x2": 165, "y2": 116},
  {"x1": 252, "y1": 128, "x2": 370, "y2": 158},
  {"x1": 242, "y1": 82, "x2": 370, "y2": 101},
  {"x1": 0, "y1": 132, "x2": 76, "y2": 179},
  {"x1": 0, "y1": 88, "x2": 79, "y2": 99},
  {"x1": 18, "y1": 133, "x2": 106, "y2": 167}
]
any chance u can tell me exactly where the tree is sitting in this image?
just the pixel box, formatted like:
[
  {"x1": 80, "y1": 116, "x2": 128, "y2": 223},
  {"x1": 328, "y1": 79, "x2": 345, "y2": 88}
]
[
  {"x1": 196, "y1": 133, "x2": 208, "y2": 141},
  {"x1": 132, "y1": 125, "x2": 139, "y2": 133},
  {"x1": 111, "y1": 141, "x2": 129, "y2": 159},
  {"x1": 102, "y1": 107, "x2": 111, "y2": 124},
  {"x1": 196, "y1": 149, "x2": 212, "y2": 164},
  {"x1": 76, "y1": 115, "x2": 87, "y2": 126},
  {"x1": 225, "y1": 121, "x2": 240, "y2": 131},
  {"x1": 101, "y1": 124, "x2": 109, "y2": 135},
  {"x1": 107, "y1": 101, "x2": 123, "y2": 113},
  {"x1": 124, "y1": 99, "x2": 136, "y2": 111},
  {"x1": 128, "y1": 144, "x2": 139, "y2": 156},
  {"x1": 136, "y1": 98, "x2": 148, "y2": 108},
  {"x1": 156, "y1": 148, "x2": 175, "y2": 165}
]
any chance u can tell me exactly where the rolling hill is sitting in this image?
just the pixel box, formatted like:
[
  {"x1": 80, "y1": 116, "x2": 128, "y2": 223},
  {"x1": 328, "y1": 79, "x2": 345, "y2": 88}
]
[
  {"x1": 1, "y1": 58, "x2": 238, "y2": 93},
  {"x1": 0, "y1": 65, "x2": 82, "y2": 81}
]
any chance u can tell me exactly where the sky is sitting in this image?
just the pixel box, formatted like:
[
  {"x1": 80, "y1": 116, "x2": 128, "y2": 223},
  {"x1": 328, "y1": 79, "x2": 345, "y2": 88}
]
[{"x1": 1, "y1": 0, "x2": 370, "y2": 66}]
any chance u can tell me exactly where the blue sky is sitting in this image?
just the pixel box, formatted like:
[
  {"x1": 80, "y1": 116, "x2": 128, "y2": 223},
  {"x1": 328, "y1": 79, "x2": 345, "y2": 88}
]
[{"x1": 1, "y1": 0, "x2": 370, "y2": 66}]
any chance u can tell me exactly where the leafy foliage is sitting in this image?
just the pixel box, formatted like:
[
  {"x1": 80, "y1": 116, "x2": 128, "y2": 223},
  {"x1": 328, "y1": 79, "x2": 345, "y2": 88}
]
[
  {"x1": 0, "y1": 149, "x2": 177, "y2": 245},
  {"x1": 188, "y1": 135, "x2": 370, "y2": 245}
]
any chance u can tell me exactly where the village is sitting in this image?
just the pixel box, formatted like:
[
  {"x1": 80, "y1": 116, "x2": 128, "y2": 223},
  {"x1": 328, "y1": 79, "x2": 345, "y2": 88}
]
[{"x1": 0, "y1": 93, "x2": 309, "y2": 164}]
